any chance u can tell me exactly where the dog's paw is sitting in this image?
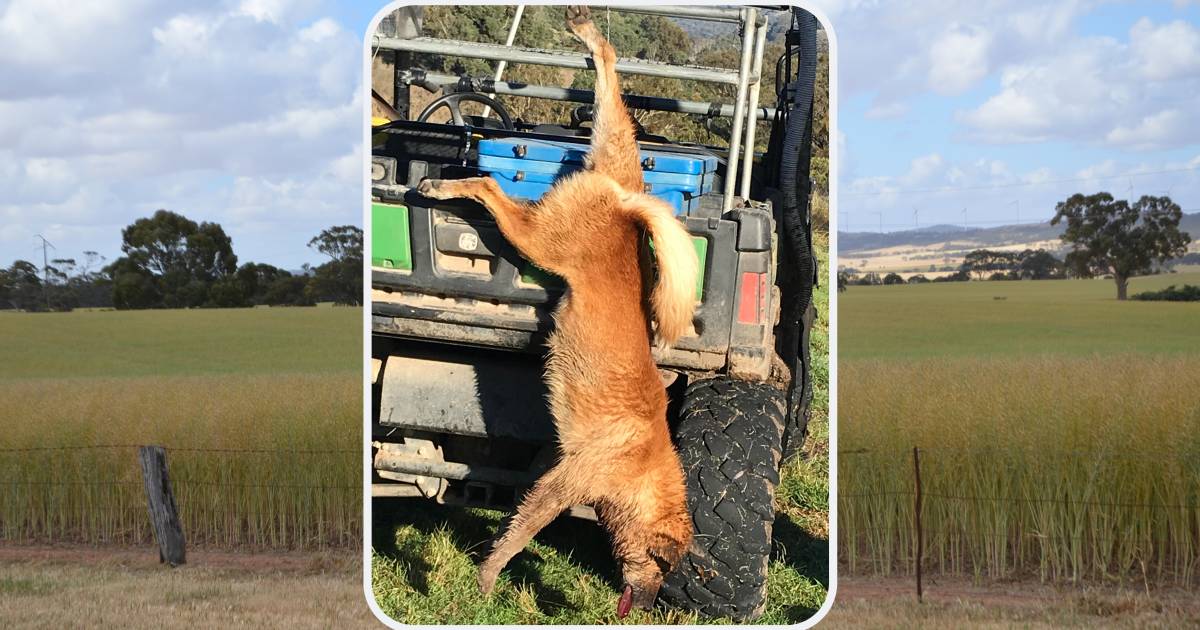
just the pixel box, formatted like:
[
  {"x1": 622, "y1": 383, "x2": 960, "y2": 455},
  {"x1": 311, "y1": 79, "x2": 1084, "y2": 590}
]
[
  {"x1": 565, "y1": 5, "x2": 592, "y2": 32},
  {"x1": 416, "y1": 178, "x2": 449, "y2": 199},
  {"x1": 477, "y1": 567, "x2": 500, "y2": 595}
]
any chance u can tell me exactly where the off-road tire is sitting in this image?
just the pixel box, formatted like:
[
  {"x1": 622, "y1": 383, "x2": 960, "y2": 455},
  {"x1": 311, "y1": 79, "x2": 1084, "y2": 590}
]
[{"x1": 659, "y1": 377, "x2": 786, "y2": 621}]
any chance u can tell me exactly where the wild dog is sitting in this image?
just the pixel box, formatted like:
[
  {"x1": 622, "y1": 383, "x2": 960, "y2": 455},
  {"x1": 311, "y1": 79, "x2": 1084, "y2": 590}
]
[{"x1": 416, "y1": 5, "x2": 698, "y2": 617}]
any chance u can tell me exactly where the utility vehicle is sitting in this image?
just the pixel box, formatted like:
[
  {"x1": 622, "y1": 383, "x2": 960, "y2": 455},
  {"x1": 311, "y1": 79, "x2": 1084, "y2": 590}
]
[{"x1": 369, "y1": 5, "x2": 821, "y2": 620}]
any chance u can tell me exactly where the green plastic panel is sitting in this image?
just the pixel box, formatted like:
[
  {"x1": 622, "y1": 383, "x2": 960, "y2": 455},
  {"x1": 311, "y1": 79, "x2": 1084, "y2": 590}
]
[
  {"x1": 639, "y1": 235, "x2": 709, "y2": 302},
  {"x1": 691, "y1": 236, "x2": 708, "y2": 302},
  {"x1": 371, "y1": 202, "x2": 412, "y2": 271}
]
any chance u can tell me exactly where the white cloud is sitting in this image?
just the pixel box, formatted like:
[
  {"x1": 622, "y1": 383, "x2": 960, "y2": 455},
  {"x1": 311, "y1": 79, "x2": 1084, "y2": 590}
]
[
  {"x1": 1106, "y1": 109, "x2": 1196, "y2": 150},
  {"x1": 1130, "y1": 18, "x2": 1200, "y2": 81},
  {"x1": 0, "y1": 1, "x2": 362, "y2": 268},
  {"x1": 236, "y1": 0, "x2": 291, "y2": 24},
  {"x1": 928, "y1": 24, "x2": 992, "y2": 94},
  {"x1": 811, "y1": 0, "x2": 1090, "y2": 110},
  {"x1": 152, "y1": 14, "x2": 219, "y2": 54},
  {"x1": 843, "y1": 153, "x2": 1200, "y2": 231},
  {"x1": 954, "y1": 15, "x2": 1200, "y2": 150}
]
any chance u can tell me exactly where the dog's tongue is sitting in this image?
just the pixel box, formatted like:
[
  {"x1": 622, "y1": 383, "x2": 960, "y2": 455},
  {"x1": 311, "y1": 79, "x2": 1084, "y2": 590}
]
[{"x1": 617, "y1": 584, "x2": 633, "y2": 618}]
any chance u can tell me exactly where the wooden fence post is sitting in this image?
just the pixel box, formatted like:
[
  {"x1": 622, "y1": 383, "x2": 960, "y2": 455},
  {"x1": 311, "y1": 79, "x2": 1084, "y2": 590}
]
[
  {"x1": 138, "y1": 445, "x2": 186, "y2": 566},
  {"x1": 913, "y1": 446, "x2": 923, "y2": 602}
]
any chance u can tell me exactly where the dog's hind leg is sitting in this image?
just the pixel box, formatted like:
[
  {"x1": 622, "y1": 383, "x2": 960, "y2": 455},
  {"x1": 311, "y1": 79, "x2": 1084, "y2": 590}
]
[
  {"x1": 565, "y1": 6, "x2": 643, "y2": 192},
  {"x1": 477, "y1": 465, "x2": 576, "y2": 594}
]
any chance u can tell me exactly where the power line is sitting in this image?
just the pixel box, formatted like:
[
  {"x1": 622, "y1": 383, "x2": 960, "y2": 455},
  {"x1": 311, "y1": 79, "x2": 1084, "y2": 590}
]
[{"x1": 843, "y1": 164, "x2": 1200, "y2": 197}]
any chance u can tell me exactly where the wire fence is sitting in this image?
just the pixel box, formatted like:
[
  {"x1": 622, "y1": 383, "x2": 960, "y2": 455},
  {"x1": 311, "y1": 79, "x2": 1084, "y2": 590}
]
[
  {"x1": 0, "y1": 444, "x2": 361, "y2": 550},
  {"x1": 837, "y1": 446, "x2": 1200, "y2": 592}
]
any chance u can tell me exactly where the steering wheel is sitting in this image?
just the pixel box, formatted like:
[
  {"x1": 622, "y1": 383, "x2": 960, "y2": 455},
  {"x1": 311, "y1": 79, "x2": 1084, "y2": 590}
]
[{"x1": 417, "y1": 92, "x2": 515, "y2": 130}]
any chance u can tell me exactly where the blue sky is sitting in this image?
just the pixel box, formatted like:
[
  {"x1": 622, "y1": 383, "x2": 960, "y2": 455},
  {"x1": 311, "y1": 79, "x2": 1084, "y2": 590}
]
[{"x1": 4, "y1": 1, "x2": 1199, "y2": 271}]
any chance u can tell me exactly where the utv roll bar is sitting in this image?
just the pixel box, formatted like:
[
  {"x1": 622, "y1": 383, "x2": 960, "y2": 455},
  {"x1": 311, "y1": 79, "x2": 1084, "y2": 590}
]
[
  {"x1": 409, "y1": 71, "x2": 779, "y2": 122},
  {"x1": 371, "y1": 6, "x2": 774, "y2": 211}
]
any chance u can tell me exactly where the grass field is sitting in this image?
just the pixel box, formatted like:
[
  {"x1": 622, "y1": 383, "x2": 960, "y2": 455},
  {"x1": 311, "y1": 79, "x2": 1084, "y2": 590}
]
[
  {"x1": 840, "y1": 271, "x2": 1200, "y2": 360},
  {"x1": 370, "y1": 240, "x2": 832, "y2": 625},
  {"x1": 838, "y1": 273, "x2": 1200, "y2": 586},
  {"x1": 0, "y1": 307, "x2": 362, "y2": 549}
]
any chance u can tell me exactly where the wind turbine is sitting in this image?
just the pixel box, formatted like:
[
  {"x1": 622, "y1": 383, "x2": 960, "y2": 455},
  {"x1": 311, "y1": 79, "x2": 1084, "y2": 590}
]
[{"x1": 34, "y1": 234, "x2": 55, "y2": 310}]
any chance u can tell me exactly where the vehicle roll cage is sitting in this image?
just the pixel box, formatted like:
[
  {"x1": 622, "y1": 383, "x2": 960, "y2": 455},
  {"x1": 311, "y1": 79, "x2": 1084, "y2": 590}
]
[{"x1": 372, "y1": 5, "x2": 788, "y2": 212}]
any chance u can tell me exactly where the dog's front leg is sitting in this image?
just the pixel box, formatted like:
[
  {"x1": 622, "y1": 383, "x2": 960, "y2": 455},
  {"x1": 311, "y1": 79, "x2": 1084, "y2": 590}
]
[{"x1": 417, "y1": 177, "x2": 540, "y2": 256}]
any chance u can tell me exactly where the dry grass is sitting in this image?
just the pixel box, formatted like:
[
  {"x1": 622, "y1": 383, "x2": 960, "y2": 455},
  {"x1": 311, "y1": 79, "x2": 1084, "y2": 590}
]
[
  {"x1": 826, "y1": 576, "x2": 1200, "y2": 629},
  {"x1": 0, "y1": 547, "x2": 375, "y2": 629}
]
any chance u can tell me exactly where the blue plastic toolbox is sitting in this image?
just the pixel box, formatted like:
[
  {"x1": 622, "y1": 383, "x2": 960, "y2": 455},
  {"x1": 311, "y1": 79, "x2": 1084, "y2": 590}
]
[{"x1": 475, "y1": 137, "x2": 718, "y2": 214}]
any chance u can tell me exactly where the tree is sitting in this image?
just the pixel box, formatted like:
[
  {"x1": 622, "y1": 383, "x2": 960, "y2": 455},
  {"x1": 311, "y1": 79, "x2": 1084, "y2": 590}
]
[
  {"x1": 1051, "y1": 193, "x2": 1192, "y2": 300},
  {"x1": 1015, "y1": 249, "x2": 1064, "y2": 280},
  {"x1": 0, "y1": 260, "x2": 43, "y2": 311},
  {"x1": 908, "y1": 274, "x2": 930, "y2": 284},
  {"x1": 882, "y1": 272, "x2": 905, "y2": 285},
  {"x1": 854, "y1": 271, "x2": 882, "y2": 286},
  {"x1": 307, "y1": 226, "x2": 363, "y2": 305},
  {"x1": 934, "y1": 269, "x2": 970, "y2": 282},
  {"x1": 108, "y1": 210, "x2": 238, "y2": 309},
  {"x1": 961, "y1": 249, "x2": 1017, "y2": 281},
  {"x1": 264, "y1": 274, "x2": 314, "y2": 306}
]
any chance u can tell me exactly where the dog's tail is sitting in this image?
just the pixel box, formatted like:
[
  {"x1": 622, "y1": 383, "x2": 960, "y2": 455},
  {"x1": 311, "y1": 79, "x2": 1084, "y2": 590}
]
[{"x1": 623, "y1": 193, "x2": 699, "y2": 347}]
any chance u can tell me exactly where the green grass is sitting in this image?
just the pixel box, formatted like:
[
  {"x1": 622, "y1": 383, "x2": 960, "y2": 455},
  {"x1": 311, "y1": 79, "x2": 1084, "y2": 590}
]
[
  {"x1": 0, "y1": 307, "x2": 361, "y2": 379},
  {"x1": 371, "y1": 239, "x2": 831, "y2": 624},
  {"x1": 0, "y1": 307, "x2": 361, "y2": 549},
  {"x1": 838, "y1": 273, "x2": 1200, "y2": 586},
  {"x1": 839, "y1": 272, "x2": 1200, "y2": 360}
]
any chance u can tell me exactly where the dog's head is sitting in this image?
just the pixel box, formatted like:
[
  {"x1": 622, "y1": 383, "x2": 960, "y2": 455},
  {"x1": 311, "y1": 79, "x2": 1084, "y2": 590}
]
[{"x1": 617, "y1": 523, "x2": 692, "y2": 617}]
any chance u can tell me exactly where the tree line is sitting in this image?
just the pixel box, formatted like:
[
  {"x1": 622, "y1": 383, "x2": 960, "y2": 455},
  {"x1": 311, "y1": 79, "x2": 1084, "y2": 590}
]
[
  {"x1": 842, "y1": 247, "x2": 1067, "y2": 288},
  {"x1": 1, "y1": 210, "x2": 362, "y2": 312},
  {"x1": 838, "y1": 192, "x2": 1192, "y2": 300}
]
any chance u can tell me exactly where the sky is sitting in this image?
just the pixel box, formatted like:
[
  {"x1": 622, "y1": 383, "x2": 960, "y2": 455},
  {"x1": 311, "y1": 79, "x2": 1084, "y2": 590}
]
[
  {"x1": 3, "y1": 1, "x2": 1199, "y2": 271},
  {"x1": 821, "y1": 0, "x2": 1200, "y2": 233}
]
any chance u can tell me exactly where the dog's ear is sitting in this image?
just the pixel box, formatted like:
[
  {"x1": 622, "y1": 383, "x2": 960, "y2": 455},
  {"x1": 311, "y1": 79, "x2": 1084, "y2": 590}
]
[{"x1": 648, "y1": 533, "x2": 688, "y2": 573}]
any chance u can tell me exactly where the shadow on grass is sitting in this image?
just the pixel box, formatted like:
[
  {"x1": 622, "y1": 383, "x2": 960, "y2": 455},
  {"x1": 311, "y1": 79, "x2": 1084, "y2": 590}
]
[
  {"x1": 372, "y1": 499, "x2": 621, "y2": 615},
  {"x1": 772, "y1": 510, "x2": 829, "y2": 623}
]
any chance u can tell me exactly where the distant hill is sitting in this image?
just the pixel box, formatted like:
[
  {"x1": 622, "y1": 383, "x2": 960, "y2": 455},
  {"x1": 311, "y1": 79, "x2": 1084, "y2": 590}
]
[
  {"x1": 837, "y1": 212, "x2": 1200, "y2": 276},
  {"x1": 840, "y1": 212, "x2": 1200, "y2": 254},
  {"x1": 671, "y1": 9, "x2": 801, "y2": 44}
]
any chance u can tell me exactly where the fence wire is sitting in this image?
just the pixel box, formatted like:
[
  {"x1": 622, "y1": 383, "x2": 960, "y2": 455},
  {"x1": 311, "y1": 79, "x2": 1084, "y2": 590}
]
[
  {"x1": 0, "y1": 444, "x2": 361, "y2": 550},
  {"x1": 838, "y1": 445, "x2": 1200, "y2": 586}
]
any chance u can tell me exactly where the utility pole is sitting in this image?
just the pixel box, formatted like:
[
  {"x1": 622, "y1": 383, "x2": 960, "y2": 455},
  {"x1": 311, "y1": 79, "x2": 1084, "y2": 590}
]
[
  {"x1": 34, "y1": 234, "x2": 55, "y2": 310},
  {"x1": 912, "y1": 206, "x2": 919, "y2": 229}
]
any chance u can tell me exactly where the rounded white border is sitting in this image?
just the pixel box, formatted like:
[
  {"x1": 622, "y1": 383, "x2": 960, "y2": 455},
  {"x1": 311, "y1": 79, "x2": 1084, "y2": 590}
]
[{"x1": 360, "y1": 3, "x2": 840, "y2": 626}]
